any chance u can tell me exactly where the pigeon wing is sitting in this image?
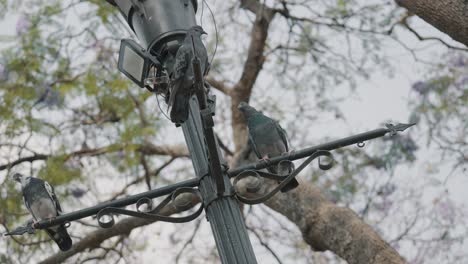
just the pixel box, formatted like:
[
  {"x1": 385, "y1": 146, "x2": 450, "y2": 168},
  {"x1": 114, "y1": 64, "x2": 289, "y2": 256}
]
[
  {"x1": 23, "y1": 196, "x2": 36, "y2": 221},
  {"x1": 168, "y1": 47, "x2": 190, "y2": 108},
  {"x1": 274, "y1": 121, "x2": 289, "y2": 152},
  {"x1": 42, "y1": 181, "x2": 72, "y2": 251},
  {"x1": 43, "y1": 181, "x2": 62, "y2": 215},
  {"x1": 173, "y1": 45, "x2": 190, "y2": 79},
  {"x1": 248, "y1": 129, "x2": 262, "y2": 159}
]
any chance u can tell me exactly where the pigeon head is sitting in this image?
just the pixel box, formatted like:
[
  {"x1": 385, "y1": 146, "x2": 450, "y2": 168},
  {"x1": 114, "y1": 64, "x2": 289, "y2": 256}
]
[
  {"x1": 12, "y1": 173, "x2": 31, "y2": 186},
  {"x1": 238, "y1": 102, "x2": 259, "y2": 118},
  {"x1": 189, "y1": 25, "x2": 207, "y2": 36},
  {"x1": 12, "y1": 173, "x2": 23, "y2": 183}
]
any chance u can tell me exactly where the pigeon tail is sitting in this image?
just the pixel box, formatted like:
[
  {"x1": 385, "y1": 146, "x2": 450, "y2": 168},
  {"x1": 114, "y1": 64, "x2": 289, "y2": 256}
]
[
  {"x1": 46, "y1": 225, "x2": 72, "y2": 251},
  {"x1": 169, "y1": 80, "x2": 191, "y2": 124}
]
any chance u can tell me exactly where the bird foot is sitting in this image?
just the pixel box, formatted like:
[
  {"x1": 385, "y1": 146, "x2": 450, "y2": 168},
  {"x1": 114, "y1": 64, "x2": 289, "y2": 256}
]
[
  {"x1": 259, "y1": 155, "x2": 272, "y2": 167},
  {"x1": 47, "y1": 217, "x2": 56, "y2": 225}
]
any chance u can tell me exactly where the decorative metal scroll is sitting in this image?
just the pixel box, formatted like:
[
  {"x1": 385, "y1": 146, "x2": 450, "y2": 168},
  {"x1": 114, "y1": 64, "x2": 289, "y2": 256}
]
[
  {"x1": 3, "y1": 221, "x2": 36, "y2": 236},
  {"x1": 3, "y1": 219, "x2": 71, "y2": 237},
  {"x1": 3, "y1": 123, "x2": 416, "y2": 238},
  {"x1": 96, "y1": 187, "x2": 203, "y2": 228},
  {"x1": 233, "y1": 150, "x2": 334, "y2": 204}
]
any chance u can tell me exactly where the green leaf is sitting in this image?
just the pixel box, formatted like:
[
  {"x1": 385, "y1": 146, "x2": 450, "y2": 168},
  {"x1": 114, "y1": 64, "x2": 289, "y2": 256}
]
[{"x1": 38, "y1": 156, "x2": 81, "y2": 186}]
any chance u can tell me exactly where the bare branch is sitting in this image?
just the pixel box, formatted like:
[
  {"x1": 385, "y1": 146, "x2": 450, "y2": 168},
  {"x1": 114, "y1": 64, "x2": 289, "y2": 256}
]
[
  {"x1": 0, "y1": 154, "x2": 48, "y2": 171},
  {"x1": 137, "y1": 143, "x2": 189, "y2": 157},
  {"x1": 107, "y1": 157, "x2": 177, "y2": 201},
  {"x1": 400, "y1": 15, "x2": 468, "y2": 51},
  {"x1": 247, "y1": 226, "x2": 283, "y2": 264},
  {"x1": 205, "y1": 76, "x2": 233, "y2": 96},
  {"x1": 0, "y1": 143, "x2": 188, "y2": 172},
  {"x1": 175, "y1": 218, "x2": 203, "y2": 264},
  {"x1": 395, "y1": 0, "x2": 468, "y2": 47},
  {"x1": 140, "y1": 155, "x2": 152, "y2": 190}
]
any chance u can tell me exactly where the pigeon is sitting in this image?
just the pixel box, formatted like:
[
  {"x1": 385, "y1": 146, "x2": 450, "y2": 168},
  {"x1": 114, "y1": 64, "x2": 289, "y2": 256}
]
[
  {"x1": 33, "y1": 84, "x2": 60, "y2": 108},
  {"x1": 238, "y1": 102, "x2": 299, "y2": 192},
  {"x1": 168, "y1": 25, "x2": 209, "y2": 124},
  {"x1": 13, "y1": 173, "x2": 72, "y2": 251}
]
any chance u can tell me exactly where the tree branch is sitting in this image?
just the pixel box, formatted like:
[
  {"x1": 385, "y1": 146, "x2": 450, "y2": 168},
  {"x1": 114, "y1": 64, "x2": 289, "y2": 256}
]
[
  {"x1": 0, "y1": 154, "x2": 48, "y2": 171},
  {"x1": 137, "y1": 143, "x2": 189, "y2": 157},
  {"x1": 68, "y1": 143, "x2": 188, "y2": 159},
  {"x1": 400, "y1": 14, "x2": 468, "y2": 51},
  {"x1": 107, "y1": 157, "x2": 177, "y2": 201},
  {"x1": 235, "y1": 177, "x2": 405, "y2": 264},
  {"x1": 395, "y1": 0, "x2": 468, "y2": 47},
  {"x1": 205, "y1": 76, "x2": 233, "y2": 96},
  {"x1": 0, "y1": 143, "x2": 188, "y2": 172}
]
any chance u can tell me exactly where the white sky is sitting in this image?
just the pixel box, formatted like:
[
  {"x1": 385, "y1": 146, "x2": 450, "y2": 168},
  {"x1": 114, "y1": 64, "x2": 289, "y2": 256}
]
[{"x1": 0, "y1": 1, "x2": 467, "y2": 263}]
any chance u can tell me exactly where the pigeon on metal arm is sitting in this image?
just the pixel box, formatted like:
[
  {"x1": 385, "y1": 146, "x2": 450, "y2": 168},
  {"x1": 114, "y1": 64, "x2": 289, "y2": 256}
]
[
  {"x1": 12, "y1": 173, "x2": 72, "y2": 251},
  {"x1": 168, "y1": 25, "x2": 209, "y2": 124},
  {"x1": 238, "y1": 102, "x2": 299, "y2": 192}
]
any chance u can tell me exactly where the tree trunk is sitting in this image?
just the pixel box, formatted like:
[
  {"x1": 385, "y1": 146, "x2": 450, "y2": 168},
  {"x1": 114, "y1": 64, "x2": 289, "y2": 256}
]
[
  {"x1": 236, "y1": 177, "x2": 406, "y2": 264},
  {"x1": 396, "y1": 0, "x2": 468, "y2": 47}
]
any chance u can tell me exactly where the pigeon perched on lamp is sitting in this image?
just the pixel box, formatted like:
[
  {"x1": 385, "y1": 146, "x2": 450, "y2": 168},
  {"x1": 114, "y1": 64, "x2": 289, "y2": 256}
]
[
  {"x1": 12, "y1": 173, "x2": 72, "y2": 251},
  {"x1": 238, "y1": 102, "x2": 299, "y2": 192},
  {"x1": 167, "y1": 25, "x2": 209, "y2": 124}
]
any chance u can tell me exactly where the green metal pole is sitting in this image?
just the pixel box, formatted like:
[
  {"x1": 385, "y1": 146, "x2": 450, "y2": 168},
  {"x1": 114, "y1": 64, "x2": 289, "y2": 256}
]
[{"x1": 182, "y1": 97, "x2": 257, "y2": 263}]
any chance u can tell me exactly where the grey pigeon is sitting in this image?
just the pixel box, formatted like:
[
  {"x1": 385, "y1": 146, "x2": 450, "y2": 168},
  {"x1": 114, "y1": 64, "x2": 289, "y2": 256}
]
[
  {"x1": 33, "y1": 84, "x2": 60, "y2": 108},
  {"x1": 13, "y1": 173, "x2": 72, "y2": 251},
  {"x1": 168, "y1": 25, "x2": 209, "y2": 124},
  {"x1": 32, "y1": 85, "x2": 51, "y2": 107},
  {"x1": 238, "y1": 102, "x2": 299, "y2": 192}
]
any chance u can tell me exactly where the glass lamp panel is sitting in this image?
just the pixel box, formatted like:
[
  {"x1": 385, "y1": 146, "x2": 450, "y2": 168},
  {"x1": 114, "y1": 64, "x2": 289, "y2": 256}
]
[{"x1": 122, "y1": 46, "x2": 145, "y2": 82}]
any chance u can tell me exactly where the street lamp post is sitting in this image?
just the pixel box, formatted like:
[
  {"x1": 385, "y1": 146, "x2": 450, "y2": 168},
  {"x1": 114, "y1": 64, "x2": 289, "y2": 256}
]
[
  {"x1": 4, "y1": 1, "x2": 416, "y2": 263},
  {"x1": 106, "y1": 1, "x2": 258, "y2": 261},
  {"x1": 182, "y1": 97, "x2": 258, "y2": 263}
]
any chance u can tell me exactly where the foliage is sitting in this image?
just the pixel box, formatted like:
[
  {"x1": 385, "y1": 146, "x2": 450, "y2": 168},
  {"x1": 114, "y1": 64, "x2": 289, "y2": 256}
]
[{"x1": 409, "y1": 53, "x2": 467, "y2": 171}]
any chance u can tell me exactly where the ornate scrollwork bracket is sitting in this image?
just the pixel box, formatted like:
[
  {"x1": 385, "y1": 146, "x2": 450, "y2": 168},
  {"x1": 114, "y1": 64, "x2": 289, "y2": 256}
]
[
  {"x1": 96, "y1": 187, "x2": 204, "y2": 228},
  {"x1": 3, "y1": 221, "x2": 36, "y2": 236},
  {"x1": 233, "y1": 150, "x2": 334, "y2": 204},
  {"x1": 3, "y1": 219, "x2": 71, "y2": 236}
]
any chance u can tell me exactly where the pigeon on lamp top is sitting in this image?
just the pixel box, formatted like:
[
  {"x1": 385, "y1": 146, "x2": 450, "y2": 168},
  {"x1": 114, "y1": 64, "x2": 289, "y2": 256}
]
[
  {"x1": 168, "y1": 25, "x2": 209, "y2": 124},
  {"x1": 12, "y1": 173, "x2": 72, "y2": 251},
  {"x1": 238, "y1": 102, "x2": 299, "y2": 192}
]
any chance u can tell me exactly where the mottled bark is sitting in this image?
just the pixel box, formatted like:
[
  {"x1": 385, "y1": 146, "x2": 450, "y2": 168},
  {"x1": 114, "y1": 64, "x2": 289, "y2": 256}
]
[
  {"x1": 395, "y1": 0, "x2": 468, "y2": 46},
  {"x1": 236, "y1": 178, "x2": 406, "y2": 264}
]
